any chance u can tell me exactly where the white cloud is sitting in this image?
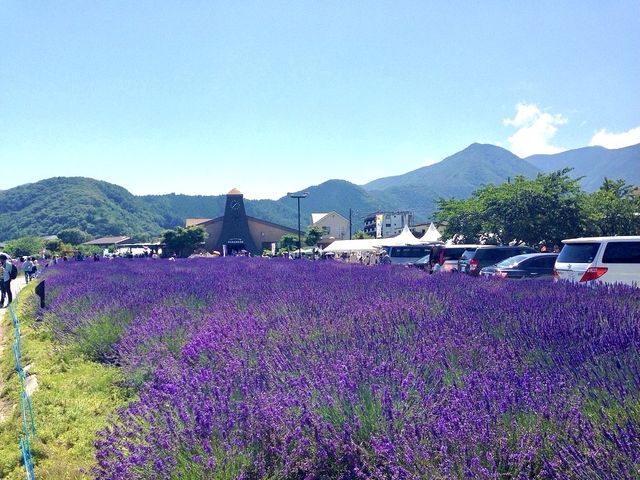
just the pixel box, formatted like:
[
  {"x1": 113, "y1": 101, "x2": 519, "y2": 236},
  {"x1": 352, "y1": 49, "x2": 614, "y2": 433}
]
[
  {"x1": 503, "y1": 103, "x2": 567, "y2": 157},
  {"x1": 589, "y1": 126, "x2": 640, "y2": 149}
]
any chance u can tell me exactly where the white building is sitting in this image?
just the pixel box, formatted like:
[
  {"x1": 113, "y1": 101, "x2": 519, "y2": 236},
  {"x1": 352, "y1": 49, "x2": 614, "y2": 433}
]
[
  {"x1": 363, "y1": 211, "x2": 414, "y2": 238},
  {"x1": 311, "y1": 212, "x2": 349, "y2": 244}
]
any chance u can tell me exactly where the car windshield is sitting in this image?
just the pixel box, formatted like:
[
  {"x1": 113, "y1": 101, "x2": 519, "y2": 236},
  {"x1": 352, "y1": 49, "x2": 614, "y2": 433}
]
[
  {"x1": 460, "y1": 250, "x2": 475, "y2": 261},
  {"x1": 414, "y1": 254, "x2": 431, "y2": 264},
  {"x1": 557, "y1": 243, "x2": 600, "y2": 264},
  {"x1": 495, "y1": 254, "x2": 531, "y2": 268}
]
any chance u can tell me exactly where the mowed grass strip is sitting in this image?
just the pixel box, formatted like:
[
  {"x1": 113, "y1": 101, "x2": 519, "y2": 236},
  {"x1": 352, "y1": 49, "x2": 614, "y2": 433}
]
[{"x1": 0, "y1": 284, "x2": 131, "y2": 479}]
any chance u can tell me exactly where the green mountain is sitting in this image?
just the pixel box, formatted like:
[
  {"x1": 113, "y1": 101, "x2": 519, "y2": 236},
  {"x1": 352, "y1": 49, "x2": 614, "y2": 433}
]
[
  {"x1": 363, "y1": 143, "x2": 542, "y2": 219},
  {"x1": 1, "y1": 143, "x2": 637, "y2": 241},
  {"x1": 365, "y1": 143, "x2": 541, "y2": 192},
  {"x1": 143, "y1": 180, "x2": 388, "y2": 231},
  {"x1": 0, "y1": 177, "x2": 163, "y2": 241},
  {"x1": 525, "y1": 143, "x2": 640, "y2": 191}
]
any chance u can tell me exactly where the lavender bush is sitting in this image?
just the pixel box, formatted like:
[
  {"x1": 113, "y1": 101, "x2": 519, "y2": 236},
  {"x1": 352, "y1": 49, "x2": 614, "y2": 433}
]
[{"x1": 41, "y1": 259, "x2": 640, "y2": 479}]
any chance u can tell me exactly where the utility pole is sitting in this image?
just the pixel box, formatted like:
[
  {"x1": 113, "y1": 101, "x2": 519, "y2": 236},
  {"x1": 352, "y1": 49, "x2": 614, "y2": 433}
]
[{"x1": 349, "y1": 208, "x2": 352, "y2": 240}]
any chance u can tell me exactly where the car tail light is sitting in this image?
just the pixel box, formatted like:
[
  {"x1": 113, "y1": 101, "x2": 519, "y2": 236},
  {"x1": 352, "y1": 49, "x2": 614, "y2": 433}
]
[
  {"x1": 580, "y1": 267, "x2": 608, "y2": 282},
  {"x1": 470, "y1": 259, "x2": 480, "y2": 271},
  {"x1": 498, "y1": 271, "x2": 508, "y2": 278},
  {"x1": 553, "y1": 267, "x2": 559, "y2": 281}
]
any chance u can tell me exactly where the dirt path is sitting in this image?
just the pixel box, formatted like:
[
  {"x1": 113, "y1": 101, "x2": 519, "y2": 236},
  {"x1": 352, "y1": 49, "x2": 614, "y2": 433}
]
[{"x1": 0, "y1": 275, "x2": 28, "y2": 423}]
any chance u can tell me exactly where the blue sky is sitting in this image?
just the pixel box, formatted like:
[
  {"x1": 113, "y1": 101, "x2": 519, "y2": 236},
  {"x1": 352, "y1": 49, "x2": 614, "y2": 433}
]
[{"x1": 1, "y1": 1, "x2": 639, "y2": 199}]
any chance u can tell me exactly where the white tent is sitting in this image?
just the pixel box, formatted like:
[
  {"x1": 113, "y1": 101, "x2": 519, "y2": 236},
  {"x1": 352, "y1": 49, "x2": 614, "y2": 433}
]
[
  {"x1": 380, "y1": 225, "x2": 421, "y2": 246},
  {"x1": 419, "y1": 223, "x2": 442, "y2": 243},
  {"x1": 322, "y1": 238, "x2": 384, "y2": 253}
]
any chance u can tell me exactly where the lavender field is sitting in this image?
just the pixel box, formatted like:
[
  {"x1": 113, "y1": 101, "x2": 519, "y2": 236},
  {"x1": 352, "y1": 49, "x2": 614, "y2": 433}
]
[{"x1": 41, "y1": 259, "x2": 640, "y2": 479}]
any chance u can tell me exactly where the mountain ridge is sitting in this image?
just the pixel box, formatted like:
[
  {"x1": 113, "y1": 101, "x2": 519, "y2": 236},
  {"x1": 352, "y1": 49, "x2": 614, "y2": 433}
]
[{"x1": 0, "y1": 143, "x2": 637, "y2": 241}]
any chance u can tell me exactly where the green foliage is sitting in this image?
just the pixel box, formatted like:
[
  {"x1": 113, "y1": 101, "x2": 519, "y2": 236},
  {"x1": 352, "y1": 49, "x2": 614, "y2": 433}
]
[
  {"x1": 44, "y1": 238, "x2": 63, "y2": 252},
  {"x1": 0, "y1": 286, "x2": 130, "y2": 479},
  {"x1": 57, "y1": 228, "x2": 92, "y2": 245},
  {"x1": 162, "y1": 226, "x2": 208, "y2": 258},
  {"x1": 279, "y1": 234, "x2": 298, "y2": 250},
  {"x1": 74, "y1": 313, "x2": 128, "y2": 363},
  {"x1": 353, "y1": 230, "x2": 371, "y2": 239},
  {"x1": 304, "y1": 226, "x2": 324, "y2": 247},
  {"x1": 437, "y1": 169, "x2": 587, "y2": 244},
  {"x1": 4, "y1": 236, "x2": 45, "y2": 257},
  {"x1": 76, "y1": 244, "x2": 103, "y2": 256},
  {"x1": 0, "y1": 177, "x2": 164, "y2": 241},
  {"x1": 584, "y1": 178, "x2": 640, "y2": 236},
  {"x1": 437, "y1": 171, "x2": 640, "y2": 244}
]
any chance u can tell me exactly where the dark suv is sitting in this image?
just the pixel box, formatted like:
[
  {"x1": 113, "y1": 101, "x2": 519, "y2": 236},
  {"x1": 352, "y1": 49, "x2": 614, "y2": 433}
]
[{"x1": 458, "y1": 245, "x2": 536, "y2": 276}]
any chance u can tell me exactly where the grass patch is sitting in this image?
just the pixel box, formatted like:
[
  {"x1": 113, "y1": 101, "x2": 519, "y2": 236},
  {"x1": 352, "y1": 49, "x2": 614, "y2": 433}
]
[{"x1": 0, "y1": 284, "x2": 132, "y2": 479}]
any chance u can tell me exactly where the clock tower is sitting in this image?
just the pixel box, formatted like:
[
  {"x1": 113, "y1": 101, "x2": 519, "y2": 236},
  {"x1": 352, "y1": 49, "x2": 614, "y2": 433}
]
[{"x1": 217, "y1": 188, "x2": 258, "y2": 254}]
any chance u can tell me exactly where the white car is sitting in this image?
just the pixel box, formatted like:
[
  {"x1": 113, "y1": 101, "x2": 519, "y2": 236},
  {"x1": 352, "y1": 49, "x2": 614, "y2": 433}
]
[{"x1": 554, "y1": 236, "x2": 640, "y2": 286}]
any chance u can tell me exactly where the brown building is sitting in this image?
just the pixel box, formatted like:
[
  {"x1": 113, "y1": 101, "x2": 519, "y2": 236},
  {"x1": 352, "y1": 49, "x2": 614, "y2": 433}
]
[{"x1": 186, "y1": 188, "x2": 297, "y2": 255}]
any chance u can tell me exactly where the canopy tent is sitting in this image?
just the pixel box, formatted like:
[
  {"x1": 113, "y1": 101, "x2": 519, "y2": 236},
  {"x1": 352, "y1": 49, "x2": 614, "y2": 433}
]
[
  {"x1": 419, "y1": 223, "x2": 442, "y2": 243},
  {"x1": 379, "y1": 225, "x2": 421, "y2": 246},
  {"x1": 322, "y1": 238, "x2": 384, "y2": 253}
]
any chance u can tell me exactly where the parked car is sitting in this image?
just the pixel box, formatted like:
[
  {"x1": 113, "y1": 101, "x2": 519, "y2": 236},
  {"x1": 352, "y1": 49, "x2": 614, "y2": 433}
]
[
  {"x1": 382, "y1": 244, "x2": 440, "y2": 266},
  {"x1": 554, "y1": 236, "x2": 640, "y2": 286},
  {"x1": 480, "y1": 253, "x2": 558, "y2": 279},
  {"x1": 430, "y1": 244, "x2": 482, "y2": 272},
  {"x1": 458, "y1": 245, "x2": 536, "y2": 276}
]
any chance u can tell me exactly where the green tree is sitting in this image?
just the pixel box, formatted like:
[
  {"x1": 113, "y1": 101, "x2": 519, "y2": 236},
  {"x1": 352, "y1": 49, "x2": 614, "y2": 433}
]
[
  {"x1": 585, "y1": 178, "x2": 640, "y2": 236},
  {"x1": 279, "y1": 234, "x2": 298, "y2": 251},
  {"x1": 436, "y1": 169, "x2": 587, "y2": 245},
  {"x1": 435, "y1": 196, "x2": 485, "y2": 243},
  {"x1": 352, "y1": 230, "x2": 371, "y2": 239},
  {"x1": 304, "y1": 226, "x2": 324, "y2": 247},
  {"x1": 45, "y1": 238, "x2": 63, "y2": 253},
  {"x1": 5, "y1": 236, "x2": 45, "y2": 257},
  {"x1": 58, "y1": 228, "x2": 92, "y2": 245},
  {"x1": 161, "y1": 226, "x2": 207, "y2": 258}
]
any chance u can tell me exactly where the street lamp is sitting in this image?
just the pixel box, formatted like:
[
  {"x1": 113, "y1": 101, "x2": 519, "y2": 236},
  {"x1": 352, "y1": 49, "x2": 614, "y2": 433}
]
[{"x1": 287, "y1": 191, "x2": 309, "y2": 258}]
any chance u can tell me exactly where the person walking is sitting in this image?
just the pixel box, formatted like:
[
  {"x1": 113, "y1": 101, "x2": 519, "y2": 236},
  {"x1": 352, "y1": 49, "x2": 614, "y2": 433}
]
[
  {"x1": 22, "y1": 256, "x2": 34, "y2": 283},
  {"x1": 0, "y1": 254, "x2": 16, "y2": 308}
]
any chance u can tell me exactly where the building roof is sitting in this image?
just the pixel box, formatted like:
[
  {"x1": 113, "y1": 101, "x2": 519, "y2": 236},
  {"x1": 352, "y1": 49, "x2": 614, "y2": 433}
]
[
  {"x1": 246, "y1": 215, "x2": 297, "y2": 233},
  {"x1": 227, "y1": 187, "x2": 242, "y2": 195},
  {"x1": 185, "y1": 215, "x2": 297, "y2": 234},
  {"x1": 82, "y1": 236, "x2": 131, "y2": 246}
]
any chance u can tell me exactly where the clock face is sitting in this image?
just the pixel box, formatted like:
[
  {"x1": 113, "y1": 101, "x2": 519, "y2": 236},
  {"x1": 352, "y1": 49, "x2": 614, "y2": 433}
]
[{"x1": 230, "y1": 200, "x2": 240, "y2": 210}]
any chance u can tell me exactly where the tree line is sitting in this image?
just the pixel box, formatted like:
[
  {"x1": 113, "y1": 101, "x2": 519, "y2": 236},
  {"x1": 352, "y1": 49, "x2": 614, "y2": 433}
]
[{"x1": 435, "y1": 169, "x2": 640, "y2": 246}]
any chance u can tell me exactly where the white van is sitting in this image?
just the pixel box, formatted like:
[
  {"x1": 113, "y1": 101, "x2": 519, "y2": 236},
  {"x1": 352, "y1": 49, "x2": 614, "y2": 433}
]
[
  {"x1": 382, "y1": 245, "x2": 437, "y2": 265},
  {"x1": 554, "y1": 236, "x2": 640, "y2": 286}
]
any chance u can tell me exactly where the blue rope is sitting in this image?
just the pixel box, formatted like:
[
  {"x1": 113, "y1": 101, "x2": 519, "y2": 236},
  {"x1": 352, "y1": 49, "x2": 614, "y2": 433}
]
[{"x1": 9, "y1": 304, "x2": 37, "y2": 479}]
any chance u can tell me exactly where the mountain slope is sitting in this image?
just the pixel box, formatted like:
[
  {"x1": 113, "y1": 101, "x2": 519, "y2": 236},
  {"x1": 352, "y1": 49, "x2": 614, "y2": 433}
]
[
  {"x1": 362, "y1": 143, "x2": 542, "y2": 219},
  {"x1": 525, "y1": 143, "x2": 640, "y2": 191},
  {"x1": 273, "y1": 179, "x2": 393, "y2": 226},
  {"x1": 2, "y1": 143, "x2": 638, "y2": 241},
  {"x1": 364, "y1": 143, "x2": 541, "y2": 193},
  {"x1": 0, "y1": 177, "x2": 164, "y2": 241}
]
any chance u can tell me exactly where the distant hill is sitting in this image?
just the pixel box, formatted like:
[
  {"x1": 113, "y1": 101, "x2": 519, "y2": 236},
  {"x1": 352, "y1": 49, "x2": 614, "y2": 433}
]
[
  {"x1": 525, "y1": 143, "x2": 640, "y2": 191},
  {"x1": 364, "y1": 143, "x2": 541, "y2": 192},
  {"x1": 1, "y1": 143, "x2": 638, "y2": 241},
  {"x1": 273, "y1": 179, "x2": 393, "y2": 226},
  {"x1": 0, "y1": 177, "x2": 163, "y2": 241},
  {"x1": 362, "y1": 143, "x2": 542, "y2": 219},
  {"x1": 143, "y1": 180, "x2": 389, "y2": 231}
]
